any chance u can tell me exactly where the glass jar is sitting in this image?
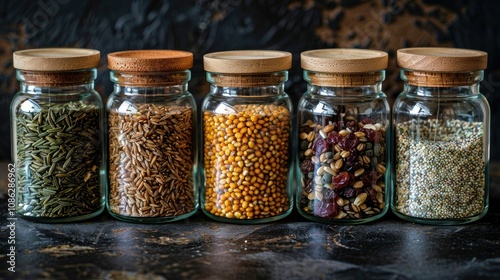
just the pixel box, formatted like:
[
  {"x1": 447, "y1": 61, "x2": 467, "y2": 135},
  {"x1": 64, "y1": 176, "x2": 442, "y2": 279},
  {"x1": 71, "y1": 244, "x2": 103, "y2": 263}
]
[
  {"x1": 393, "y1": 47, "x2": 489, "y2": 225},
  {"x1": 201, "y1": 50, "x2": 293, "y2": 223},
  {"x1": 106, "y1": 50, "x2": 198, "y2": 223},
  {"x1": 296, "y1": 49, "x2": 390, "y2": 224},
  {"x1": 11, "y1": 48, "x2": 104, "y2": 222}
]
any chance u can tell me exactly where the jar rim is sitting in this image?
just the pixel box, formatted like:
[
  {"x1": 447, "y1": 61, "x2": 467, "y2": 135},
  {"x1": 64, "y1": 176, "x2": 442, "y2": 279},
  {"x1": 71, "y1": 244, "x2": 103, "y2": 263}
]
[
  {"x1": 110, "y1": 70, "x2": 191, "y2": 86},
  {"x1": 13, "y1": 48, "x2": 100, "y2": 71},
  {"x1": 207, "y1": 71, "x2": 287, "y2": 87},
  {"x1": 16, "y1": 69, "x2": 97, "y2": 86},
  {"x1": 401, "y1": 69, "x2": 483, "y2": 87},
  {"x1": 304, "y1": 70, "x2": 385, "y2": 87}
]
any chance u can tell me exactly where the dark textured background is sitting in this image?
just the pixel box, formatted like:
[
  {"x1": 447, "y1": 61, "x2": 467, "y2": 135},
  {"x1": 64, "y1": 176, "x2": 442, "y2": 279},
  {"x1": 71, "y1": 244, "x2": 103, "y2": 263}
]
[{"x1": 1, "y1": 0, "x2": 499, "y2": 161}]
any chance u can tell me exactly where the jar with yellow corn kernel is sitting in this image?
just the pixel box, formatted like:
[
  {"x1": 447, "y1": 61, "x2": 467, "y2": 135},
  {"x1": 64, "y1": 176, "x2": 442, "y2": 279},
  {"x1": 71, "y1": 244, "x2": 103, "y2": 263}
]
[
  {"x1": 201, "y1": 50, "x2": 293, "y2": 223},
  {"x1": 297, "y1": 49, "x2": 390, "y2": 224}
]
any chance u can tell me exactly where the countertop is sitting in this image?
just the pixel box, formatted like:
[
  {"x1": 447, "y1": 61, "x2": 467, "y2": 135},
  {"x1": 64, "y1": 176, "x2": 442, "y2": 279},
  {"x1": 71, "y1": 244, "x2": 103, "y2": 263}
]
[{"x1": 1, "y1": 162, "x2": 499, "y2": 280}]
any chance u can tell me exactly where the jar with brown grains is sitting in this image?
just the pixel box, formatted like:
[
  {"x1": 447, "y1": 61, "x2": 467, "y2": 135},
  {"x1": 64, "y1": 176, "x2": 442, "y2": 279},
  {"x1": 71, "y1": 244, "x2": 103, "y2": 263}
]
[
  {"x1": 297, "y1": 49, "x2": 390, "y2": 224},
  {"x1": 201, "y1": 50, "x2": 293, "y2": 223},
  {"x1": 11, "y1": 48, "x2": 105, "y2": 222},
  {"x1": 392, "y1": 47, "x2": 490, "y2": 225},
  {"x1": 107, "y1": 50, "x2": 198, "y2": 223}
]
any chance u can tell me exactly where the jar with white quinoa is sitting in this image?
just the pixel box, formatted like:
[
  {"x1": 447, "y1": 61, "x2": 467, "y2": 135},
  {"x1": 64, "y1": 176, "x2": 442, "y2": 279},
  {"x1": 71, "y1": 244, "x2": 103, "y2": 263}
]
[
  {"x1": 106, "y1": 50, "x2": 198, "y2": 223},
  {"x1": 393, "y1": 47, "x2": 490, "y2": 225},
  {"x1": 296, "y1": 49, "x2": 390, "y2": 224},
  {"x1": 201, "y1": 50, "x2": 293, "y2": 223}
]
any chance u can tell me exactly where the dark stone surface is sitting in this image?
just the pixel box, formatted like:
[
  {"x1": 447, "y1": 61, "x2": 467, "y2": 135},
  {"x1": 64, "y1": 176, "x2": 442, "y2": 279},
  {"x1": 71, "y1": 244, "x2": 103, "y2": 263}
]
[
  {"x1": 1, "y1": 0, "x2": 500, "y2": 162},
  {"x1": 0, "y1": 163, "x2": 500, "y2": 279},
  {"x1": 2, "y1": 204, "x2": 500, "y2": 279}
]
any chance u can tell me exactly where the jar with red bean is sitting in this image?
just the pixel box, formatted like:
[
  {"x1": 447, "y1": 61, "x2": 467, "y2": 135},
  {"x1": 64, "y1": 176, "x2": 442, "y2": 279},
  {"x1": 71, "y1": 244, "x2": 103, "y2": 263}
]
[{"x1": 296, "y1": 49, "x2": 390, "y2": 224}]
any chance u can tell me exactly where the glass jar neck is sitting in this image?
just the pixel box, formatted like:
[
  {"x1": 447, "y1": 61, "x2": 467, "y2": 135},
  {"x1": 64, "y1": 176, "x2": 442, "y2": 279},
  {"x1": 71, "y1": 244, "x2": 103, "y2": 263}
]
[
  {"x1": 303, "y1": 70, "x2": 384, "y2": 96},
  {"x1": 401, "y1": 70, "x2": 483, "y2": 97},
  {"x1": 206, "y1": 71, "x2": 287, "y2": 96},
  {"x1": 110, "y1": 70, "x2": 190, "y2": 95},
  {"x1": 17, "y1": 69, "x2": 96, "y2": 94}
]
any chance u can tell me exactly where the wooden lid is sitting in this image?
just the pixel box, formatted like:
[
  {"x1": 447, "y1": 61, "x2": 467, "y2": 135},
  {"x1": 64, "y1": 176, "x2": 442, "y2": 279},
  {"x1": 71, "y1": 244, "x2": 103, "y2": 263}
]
[
  {"x1": 203, "y1": 50, "x2": 292, "y2": 73},
  {"x1": 108, "y1": 50, "x2": 193, "y2": 72},
  {"x1": 301, "y1": 49, "x2": 388, "y2": 73},
  {"x1": 397, "y1": 47, "x2": 487, "y2": 72},
  {"x1": 13, "y1": 48, "x2": 100, "y2": 71}
]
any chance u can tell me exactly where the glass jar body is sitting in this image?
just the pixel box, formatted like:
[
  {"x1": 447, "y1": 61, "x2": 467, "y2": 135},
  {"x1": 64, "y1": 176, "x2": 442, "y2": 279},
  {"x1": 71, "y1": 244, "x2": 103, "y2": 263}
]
[
  {"x1": 10, "y1": 69, "x2": 105, "y2": 222},
  {"x1": 391, "y1": 70, "x2": 490, "y2": 225},
  {"x1": 296, "y1": 71, "x2": 390, "y2": 224},
  {"x1": 106, "y1": 70, "x2": 198, "y2": 223},
  {"x1": 201, "y1": 72, "x2": 293, "y2": 223}
]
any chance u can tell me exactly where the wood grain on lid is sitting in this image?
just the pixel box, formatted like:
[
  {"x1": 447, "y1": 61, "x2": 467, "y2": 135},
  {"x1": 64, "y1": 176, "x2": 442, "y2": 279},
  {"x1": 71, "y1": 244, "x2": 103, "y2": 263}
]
[
  {"x1": 301, "y1": 49, "x2": 388, "y2": 73},
  {"x1": 13, "y1": 48, "x2": 100, "y2": 71},
  {"x1": 203, "y1": 50, "x2": 292, "y2": 73},
  {"x1": 397, "y1": 47, "x2": 487, "y2": 72},
  {"x1": 108, "y1": 50, "x2": 193, "y2": 72}
]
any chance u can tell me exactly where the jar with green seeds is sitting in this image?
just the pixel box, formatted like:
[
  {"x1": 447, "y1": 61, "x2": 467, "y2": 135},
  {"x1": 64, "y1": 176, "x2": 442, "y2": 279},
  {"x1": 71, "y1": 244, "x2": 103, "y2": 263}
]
[
  {"x1": 11, "y1": 48, "x2": 105, "y2": 222},
  {"x1": 392, "y1": 47, "x2": 490, "y2": 225}
]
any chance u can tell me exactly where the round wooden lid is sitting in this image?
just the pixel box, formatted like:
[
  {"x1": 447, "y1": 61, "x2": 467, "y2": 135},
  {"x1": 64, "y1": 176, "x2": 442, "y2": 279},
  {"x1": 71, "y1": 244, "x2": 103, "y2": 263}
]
[
  {"x1": 13, "y1": 48, "x2": 100, "y2": 71},
  {"x1": 301, "y1": 49, "x2": 388, "y2": 73},
  {"x1": 108, "y1": 50, "x2": 193, "y2": 72},
  {"x1": 203, "y1": 50, "x2": 292, "y2": 73},
  {"x1": 397, "y1": 47, "x2": 487, "y2": 72}
]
